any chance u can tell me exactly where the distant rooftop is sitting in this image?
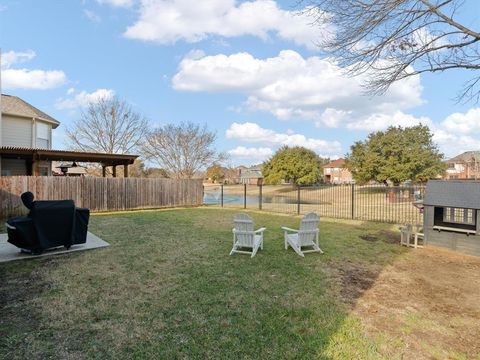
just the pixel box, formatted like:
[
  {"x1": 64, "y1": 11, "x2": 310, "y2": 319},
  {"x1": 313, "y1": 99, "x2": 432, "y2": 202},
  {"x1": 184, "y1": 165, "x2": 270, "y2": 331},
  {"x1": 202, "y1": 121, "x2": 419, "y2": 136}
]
[
  {"x1": 447, "y1": 151, "x2": 480, "y2": 163},
  {"x1": 1, "y1": 94, "x2": 59, "y2": 128},
  {"x1": 324, "y1": 158, "x2": 346, "y2": 168}
]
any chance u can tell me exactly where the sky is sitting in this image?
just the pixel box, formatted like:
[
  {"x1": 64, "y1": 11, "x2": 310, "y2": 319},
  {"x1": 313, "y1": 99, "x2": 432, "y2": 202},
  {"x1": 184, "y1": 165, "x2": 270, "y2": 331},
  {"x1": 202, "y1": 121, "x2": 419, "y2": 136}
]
[{"x1": 1, "y1": 0, "x2": 479, "y2": 167}]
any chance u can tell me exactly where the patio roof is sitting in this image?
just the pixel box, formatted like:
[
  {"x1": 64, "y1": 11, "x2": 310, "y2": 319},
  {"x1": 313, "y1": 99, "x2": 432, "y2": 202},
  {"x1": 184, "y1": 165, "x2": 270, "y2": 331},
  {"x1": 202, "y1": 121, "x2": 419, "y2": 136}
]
[{"x1": 0, "y1": 146, "x2": 138, "y2": 166}]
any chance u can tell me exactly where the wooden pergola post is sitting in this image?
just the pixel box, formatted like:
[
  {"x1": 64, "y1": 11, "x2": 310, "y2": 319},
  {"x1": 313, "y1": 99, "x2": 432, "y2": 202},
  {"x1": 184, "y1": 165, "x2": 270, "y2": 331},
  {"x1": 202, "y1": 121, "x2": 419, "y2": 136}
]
[
  {"x1": 112, "y1": 165, "x2": 117, "y2": 178},
  {"x1": 124, "y1": 164, "x2": 129, "y2": 178},
  {"x1": 32, "y1": 154, "x2": 39, "y2": 176},
  {"x1": 102, "y1": 165, "x2": 106, "y2": 177}
]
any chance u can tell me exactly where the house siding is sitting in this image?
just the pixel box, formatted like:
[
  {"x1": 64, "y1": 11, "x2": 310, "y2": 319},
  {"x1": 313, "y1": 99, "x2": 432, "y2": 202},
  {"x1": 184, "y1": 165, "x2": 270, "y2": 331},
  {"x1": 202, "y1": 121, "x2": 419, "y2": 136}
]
[{"x1": 1, "y1": 115, "x2": 33, "y2": 147}]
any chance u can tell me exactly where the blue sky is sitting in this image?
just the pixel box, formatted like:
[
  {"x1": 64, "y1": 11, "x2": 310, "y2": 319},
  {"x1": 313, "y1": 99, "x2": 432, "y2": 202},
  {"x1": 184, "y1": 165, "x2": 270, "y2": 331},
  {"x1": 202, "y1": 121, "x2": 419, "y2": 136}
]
[{"x1": 1, "y1": 0, "x2": 479, "y2": 167}]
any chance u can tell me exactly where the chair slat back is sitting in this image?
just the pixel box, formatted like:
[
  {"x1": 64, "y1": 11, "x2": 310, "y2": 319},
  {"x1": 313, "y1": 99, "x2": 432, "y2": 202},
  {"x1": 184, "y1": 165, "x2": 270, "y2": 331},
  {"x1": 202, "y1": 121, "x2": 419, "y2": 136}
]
[
  {"x1": 298, "y1": 212, "x2": 319, "y2": 245},
  {"x1": 233, "y1": 213, "x2": 254, "y2": 247}
]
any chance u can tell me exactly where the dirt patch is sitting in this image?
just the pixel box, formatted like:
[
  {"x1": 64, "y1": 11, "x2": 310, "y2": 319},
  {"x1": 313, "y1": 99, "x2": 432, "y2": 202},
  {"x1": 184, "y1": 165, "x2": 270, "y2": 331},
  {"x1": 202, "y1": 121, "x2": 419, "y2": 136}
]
[
  {"x1": 359, "y1": 230, "x2": 400, "y2": 244},
  {"x1": 359, "y1": 234, "x2": 378, "y2": 242},
  {"x1": 376, "y1": 229, "x2": 400, "y2": 244},
  {"x1": 327, "y1": 260, "x2": 379, "y2": 305},
  {"x1": 354, "y1": 247, "x2": 480, "y2": 359}
]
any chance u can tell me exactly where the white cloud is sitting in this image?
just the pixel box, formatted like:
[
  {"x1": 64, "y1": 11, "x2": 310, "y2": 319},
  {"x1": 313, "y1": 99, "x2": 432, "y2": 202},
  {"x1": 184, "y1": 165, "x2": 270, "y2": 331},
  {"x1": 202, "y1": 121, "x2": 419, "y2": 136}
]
[
  {"x1": 440, "y1": 108, "x2": 480, "y2": 135},
  {"x1": 1, "y1": 50, "x2": 36, "y2": 68},
  {"x1": 347, "y1": 111, "x2": 432, "y2": 131},
  {"x1": 3, "y1": 69, "x2": 67, "y2": 90},
  {"x1": 124, "y1": 0, "x2": 327, "y2": 49},
  {"x1": 1, "y1": 50, "x2": 67, "y2": 90},
  {"x1": 226, "y1": 122, "x2": 342, "y2": 154},
  {"x1": 429, "y1": 108, "x2": 480, "y2": 158},
  {"x1": 228, "y1": 146, "x2": 273, "y2": 159},
  {"x1": 96, "y1": 0, "x2": 134, "y2": 7},
  {"x1": 173, "y1": 50, "x2": 424, "y2": 131},
  {"x1": 55, "y1": 88, "x2": 115, "y2": 109},
  {"x1": 84, "y1": 9, "x2": 101, "y2": 23}
]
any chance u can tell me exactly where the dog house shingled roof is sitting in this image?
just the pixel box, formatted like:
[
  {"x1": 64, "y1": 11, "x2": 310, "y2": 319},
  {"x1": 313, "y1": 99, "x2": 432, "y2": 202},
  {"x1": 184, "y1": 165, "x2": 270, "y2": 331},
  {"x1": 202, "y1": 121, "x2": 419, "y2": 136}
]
[{"x1": 424, "y1": 180, "x2": 480, "y2": 209}]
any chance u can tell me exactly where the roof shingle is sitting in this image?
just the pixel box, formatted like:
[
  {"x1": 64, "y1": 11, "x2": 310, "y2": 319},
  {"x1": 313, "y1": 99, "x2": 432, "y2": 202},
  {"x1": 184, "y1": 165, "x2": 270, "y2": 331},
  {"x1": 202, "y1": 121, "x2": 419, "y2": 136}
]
[{"x1": 1, "y1": 94, "x2": 59, "y2": 127}]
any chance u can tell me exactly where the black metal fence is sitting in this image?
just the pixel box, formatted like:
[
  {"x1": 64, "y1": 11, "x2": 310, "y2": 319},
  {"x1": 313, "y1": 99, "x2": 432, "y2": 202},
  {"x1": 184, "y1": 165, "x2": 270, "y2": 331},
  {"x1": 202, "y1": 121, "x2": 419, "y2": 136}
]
[{"x1": 203, "y1": 183, "x2": 425, "y2": 225}]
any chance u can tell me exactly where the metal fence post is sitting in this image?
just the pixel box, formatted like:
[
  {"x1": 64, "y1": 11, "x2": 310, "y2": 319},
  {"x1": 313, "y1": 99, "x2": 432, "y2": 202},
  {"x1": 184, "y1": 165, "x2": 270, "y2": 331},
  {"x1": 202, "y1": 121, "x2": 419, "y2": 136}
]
[
  {"x1": 351, "y1": 183, "x2": 355, "y2": 219},
  {"x1": 259, "y1": 184, "x2": 262, "y2": 210},
  {"x1": 221, "y1": 184, "x2": 224, "y2": 207},
  {"x1": 244, "y1": 183, "x2": 247, "y2": 209},
  {"x1": 297, "y1": 186, "x2": 301, "y2": 215}
]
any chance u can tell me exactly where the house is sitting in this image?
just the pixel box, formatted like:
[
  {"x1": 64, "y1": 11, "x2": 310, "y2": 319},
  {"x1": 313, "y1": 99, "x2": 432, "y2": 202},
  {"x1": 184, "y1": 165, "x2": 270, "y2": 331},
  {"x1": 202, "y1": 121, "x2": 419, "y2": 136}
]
[
  {"x1": 323, "y1": 158, "x2": 353, "y2": 184},
  {"x1": 52, "y1": 162, "x2": 87, "y2": 176},
  {"x1": 239, "y1": 166, "x2": 263, "y2": 186},
  {"x1": 444, "y1": 151, "x2": 480, "y2": 180},
  {"x1": 0, "y1": 94, "x2": 59, "y2": 176},
  {"x1": 0, "y1": 94, "x2": 138, "y2": 176}
]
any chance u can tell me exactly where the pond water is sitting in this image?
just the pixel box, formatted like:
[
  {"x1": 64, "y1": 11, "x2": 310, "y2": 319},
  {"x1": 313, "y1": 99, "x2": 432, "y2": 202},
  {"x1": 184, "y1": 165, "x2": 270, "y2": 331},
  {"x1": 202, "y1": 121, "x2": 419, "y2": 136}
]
[{"x1": 203, "y1": 192, "x2": 299, "y2": 205}]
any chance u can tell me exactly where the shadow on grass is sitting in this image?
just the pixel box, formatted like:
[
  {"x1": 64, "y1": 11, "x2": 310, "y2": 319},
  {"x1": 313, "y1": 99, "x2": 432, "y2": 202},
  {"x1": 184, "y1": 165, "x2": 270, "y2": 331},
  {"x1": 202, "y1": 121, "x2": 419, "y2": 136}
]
[{"x1": 0, "y1": 208, "x2": 407, "y2": 359}]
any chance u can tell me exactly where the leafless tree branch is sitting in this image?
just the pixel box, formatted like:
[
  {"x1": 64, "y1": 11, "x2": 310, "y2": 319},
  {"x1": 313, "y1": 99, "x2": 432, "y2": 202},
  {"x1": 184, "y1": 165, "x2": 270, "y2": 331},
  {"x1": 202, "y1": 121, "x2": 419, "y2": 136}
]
[
  {"x1": 302, "y1": 0, "x2": 480, "y2": 102},
  {"x1": 140, "y1": 122, "x2": 227, "y2": 179},
  {"x1": 65, "y1": 96, "x2": 149, "y2": 154}
]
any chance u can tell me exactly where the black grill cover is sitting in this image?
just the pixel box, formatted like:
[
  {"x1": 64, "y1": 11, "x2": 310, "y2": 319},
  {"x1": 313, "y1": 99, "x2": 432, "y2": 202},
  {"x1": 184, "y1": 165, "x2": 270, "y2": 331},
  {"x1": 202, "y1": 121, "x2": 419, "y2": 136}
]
[
  {"x1": 31, "y1": 200, "x2": 76, "y2": 249},
  {"x1": 6, "y1": 193, "x2": 90, "y2": 253},
  {"x1": 75, "y1": 208, "x2": 90, "y2": 244}
]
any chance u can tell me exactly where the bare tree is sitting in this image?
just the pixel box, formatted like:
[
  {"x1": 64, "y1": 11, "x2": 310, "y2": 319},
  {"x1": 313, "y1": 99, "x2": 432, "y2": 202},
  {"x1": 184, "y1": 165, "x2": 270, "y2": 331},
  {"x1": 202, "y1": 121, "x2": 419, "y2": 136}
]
[
  {"x1": 66, "y1": 96, "x2": 149, "y2": 154},
  {"x1": 141, "y1": 122, "x2": 226, "y2": 179},
  {"x1": 302, "y1": 0, "x2": 480, "y2": 102}
]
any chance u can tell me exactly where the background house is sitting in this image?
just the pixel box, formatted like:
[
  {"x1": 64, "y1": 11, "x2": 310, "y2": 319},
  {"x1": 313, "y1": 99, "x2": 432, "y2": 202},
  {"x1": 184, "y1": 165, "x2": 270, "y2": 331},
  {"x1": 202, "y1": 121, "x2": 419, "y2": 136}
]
[
  {"x1": 0, "y1": 94, "x2": 59, "y2": 175},
  {"x1": 444, "y1": 151, "x2": 480, "y2": 180},
  {"x1": 323, "y1": 159, "x2": 353, "y2": 184},
  {"x1": 238, "y1": 166, "x2": 263, "y2": 185}
]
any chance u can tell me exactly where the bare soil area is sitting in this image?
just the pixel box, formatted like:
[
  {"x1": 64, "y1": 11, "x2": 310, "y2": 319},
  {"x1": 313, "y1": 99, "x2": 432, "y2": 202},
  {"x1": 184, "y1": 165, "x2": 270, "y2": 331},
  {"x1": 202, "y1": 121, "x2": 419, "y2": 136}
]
[{"x1": 353, "y1": 246, "x2": 480, "y2": 359}]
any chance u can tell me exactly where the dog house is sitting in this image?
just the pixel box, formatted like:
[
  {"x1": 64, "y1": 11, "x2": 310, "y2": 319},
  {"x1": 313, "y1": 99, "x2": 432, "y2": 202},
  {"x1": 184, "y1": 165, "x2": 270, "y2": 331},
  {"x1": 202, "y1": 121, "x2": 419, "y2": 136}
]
[{"x1": 423, "y1": 180, "x2": 480, "y2": 256}]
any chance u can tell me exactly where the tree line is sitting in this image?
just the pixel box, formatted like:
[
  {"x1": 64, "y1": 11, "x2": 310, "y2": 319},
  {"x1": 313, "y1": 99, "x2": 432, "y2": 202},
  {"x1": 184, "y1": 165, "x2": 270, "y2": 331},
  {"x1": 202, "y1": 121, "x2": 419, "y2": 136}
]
[
  {"x1": 66, "y1": 96, "x2": 225, "y2": 179},
  {"x1": 262, "y1": 125, "x2": 446, "y2": 186}
]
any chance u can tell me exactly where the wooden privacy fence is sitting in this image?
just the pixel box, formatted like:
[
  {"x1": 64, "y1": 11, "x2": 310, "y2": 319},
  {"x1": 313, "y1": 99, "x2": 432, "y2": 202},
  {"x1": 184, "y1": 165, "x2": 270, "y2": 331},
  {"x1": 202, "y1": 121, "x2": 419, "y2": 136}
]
[{"x1": 0, "y1": 176, "x2": 204, "y2": 219}]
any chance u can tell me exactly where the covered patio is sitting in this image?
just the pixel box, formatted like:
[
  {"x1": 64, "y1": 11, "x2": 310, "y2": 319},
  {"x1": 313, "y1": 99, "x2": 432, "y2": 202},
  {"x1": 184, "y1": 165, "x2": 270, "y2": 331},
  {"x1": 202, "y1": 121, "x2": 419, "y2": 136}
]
[{"x1": 0, "y1": 146, "x2": 138, "y2": 177}]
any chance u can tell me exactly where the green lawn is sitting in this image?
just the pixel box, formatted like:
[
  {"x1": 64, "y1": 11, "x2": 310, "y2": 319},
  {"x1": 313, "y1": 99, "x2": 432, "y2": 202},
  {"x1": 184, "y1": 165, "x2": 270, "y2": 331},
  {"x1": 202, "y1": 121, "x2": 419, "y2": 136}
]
[{"x1": 0, "y1": 208, "x2": 406, "y2": 359}]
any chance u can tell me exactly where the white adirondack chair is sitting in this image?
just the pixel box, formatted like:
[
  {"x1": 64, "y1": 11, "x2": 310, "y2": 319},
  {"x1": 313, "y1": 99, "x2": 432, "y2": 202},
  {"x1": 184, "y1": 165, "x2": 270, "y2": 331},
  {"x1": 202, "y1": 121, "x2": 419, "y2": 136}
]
[
  {"x1": 230, "y1": 213, "x2": 266, "y2": 257},
  {"x1": 282, "y1": 212, "x2": 322, "y2": 257}
]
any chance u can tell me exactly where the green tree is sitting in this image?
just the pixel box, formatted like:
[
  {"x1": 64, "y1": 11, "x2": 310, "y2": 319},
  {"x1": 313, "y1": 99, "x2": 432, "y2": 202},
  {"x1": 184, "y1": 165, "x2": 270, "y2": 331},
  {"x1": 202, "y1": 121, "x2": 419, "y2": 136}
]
[
  {"x1": 346, "y1": 125, "x2": 446, "y2": 184},
  {"x1": 206, "y1": 164, "x2": 225, "y2": 183},
  {"x1": 263, "y1": 146, "x2": 324, "y2": 185}
]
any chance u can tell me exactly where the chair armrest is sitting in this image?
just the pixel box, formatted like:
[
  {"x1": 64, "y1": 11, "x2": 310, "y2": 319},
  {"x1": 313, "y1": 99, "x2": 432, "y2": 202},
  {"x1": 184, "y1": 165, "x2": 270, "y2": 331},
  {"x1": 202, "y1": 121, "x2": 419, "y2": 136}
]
[
  {"x1": 281, "y1": 227, "x2": 298, "y2": 233},
  {"x1": 254, "y1": 227, "x2": 266, "y2": 234},
  {"x1": 5, "y1": 222, "x2": 16, "y2": 230},
  {"x1": 233, "y1": 229, "x2": 255, "y2": 235}
]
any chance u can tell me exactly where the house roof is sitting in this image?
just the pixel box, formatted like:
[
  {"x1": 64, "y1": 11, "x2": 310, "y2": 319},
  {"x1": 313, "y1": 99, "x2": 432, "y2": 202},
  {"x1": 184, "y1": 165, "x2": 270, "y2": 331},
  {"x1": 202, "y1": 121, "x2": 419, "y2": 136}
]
[
  {"x1": 1, "y1": 94, "x2": 60, "y2": 128},
  {"x1": 324, "y1": 158, "x2": 346, "y2": 168},
  {"x1": 447, "y1": 151, "x2": 480, "y2": 163},
  {"x1": 240, "y1": 169, "x2": 263, "y2": 179},
  {"x1": 424, "y1": 180, "x2": 480, "y2": 209}
]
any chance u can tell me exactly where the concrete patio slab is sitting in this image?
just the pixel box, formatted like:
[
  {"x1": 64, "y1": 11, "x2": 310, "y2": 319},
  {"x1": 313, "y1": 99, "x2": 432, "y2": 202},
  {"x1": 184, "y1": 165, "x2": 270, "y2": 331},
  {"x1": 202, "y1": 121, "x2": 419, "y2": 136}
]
[{"x1": 0, "y1": 232, "x2": 109, "y2": 263}]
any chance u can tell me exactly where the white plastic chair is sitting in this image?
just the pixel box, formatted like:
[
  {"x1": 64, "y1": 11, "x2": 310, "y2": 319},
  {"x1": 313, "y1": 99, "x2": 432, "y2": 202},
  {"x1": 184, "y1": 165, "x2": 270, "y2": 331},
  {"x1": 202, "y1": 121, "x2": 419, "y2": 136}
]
[
  {"x1": 230, "y1": 213, "x2": 266, "y2": 257},
  {"x1": 399, "y1": 224, "x2": 424, "y2": 248},
  {"x1": 282, "y1": 212, "x2": 323, "y2": 257}
]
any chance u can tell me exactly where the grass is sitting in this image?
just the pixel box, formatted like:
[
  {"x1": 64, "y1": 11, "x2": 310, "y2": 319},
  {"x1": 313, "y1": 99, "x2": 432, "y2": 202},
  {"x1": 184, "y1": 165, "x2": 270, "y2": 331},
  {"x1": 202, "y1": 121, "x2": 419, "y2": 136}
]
[{"x1": 0, "y1": 207, "x2": 407, "y2": 359}]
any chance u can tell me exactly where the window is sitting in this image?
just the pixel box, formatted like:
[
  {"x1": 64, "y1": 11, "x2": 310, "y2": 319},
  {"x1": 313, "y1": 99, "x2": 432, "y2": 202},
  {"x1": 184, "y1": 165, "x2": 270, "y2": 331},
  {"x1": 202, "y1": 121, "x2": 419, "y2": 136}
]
[
  {"x1": 36, "y1": 122, "x2": 49, "y2": 149},
  {"x1": 443, "y1": 207, "x2": 475, "y2": 225}
]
